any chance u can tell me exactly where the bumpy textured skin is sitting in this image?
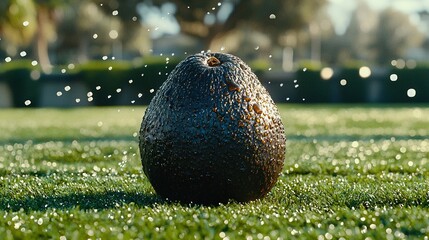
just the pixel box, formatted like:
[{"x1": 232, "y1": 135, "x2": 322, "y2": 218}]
[{"x1": 139, "y1": 52, "x2": 286, "y2": 204}]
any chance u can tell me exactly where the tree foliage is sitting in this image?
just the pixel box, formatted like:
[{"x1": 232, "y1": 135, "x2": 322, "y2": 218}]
[
  {"x1": 373, "y1": 8, "x2": 424, "y2": 64},
  {"x1": 146, "y1": 0, "x2": 327, "y2": 47}
]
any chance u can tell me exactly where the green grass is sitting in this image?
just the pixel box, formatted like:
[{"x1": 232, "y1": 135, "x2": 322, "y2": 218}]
[{"x1": 1, "y1": 105, "x2": 429, "y2": 239}]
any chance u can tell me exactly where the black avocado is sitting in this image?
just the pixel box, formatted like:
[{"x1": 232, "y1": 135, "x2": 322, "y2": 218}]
[{"x1": 139, "y1": 52, "x2": 286, "y2": 204}]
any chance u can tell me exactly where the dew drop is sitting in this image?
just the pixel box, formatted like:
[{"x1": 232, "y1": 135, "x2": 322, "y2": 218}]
[
  {"x1": 340, "y1": 79, "x2": 347, "y2": 86},
  {"x1": 56, "y1": 91, "x2": 63, "y2": 97},
  {"x1": 24, "y1": 100, "x2": 31, "y2": 106},
  {"x1": 75, "y1": 98, "x2": 81, "y2": 103},
  {"x1": 269, "y1": 14, "x2": 276, "y2": 19},
  {"x1": 64, "y1": 86, "x2": 71, "y2": 92},
  {"x1": 96, "y1": 86, "x2": 101, "y2": 90},
  {"x1": 23, "y1": 21, "x2": 29, "y2": 27},
  {"x1": 149, "y1": 89, "x2": 155, "y2": 93}
]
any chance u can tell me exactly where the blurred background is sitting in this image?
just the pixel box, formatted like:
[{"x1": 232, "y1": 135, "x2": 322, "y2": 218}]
[{"x1": 0, "y1": 0, "x2": 428, "y2": 107}]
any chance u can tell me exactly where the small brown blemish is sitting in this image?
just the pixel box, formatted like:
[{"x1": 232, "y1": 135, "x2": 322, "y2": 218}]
[
  {"x1": 252, "y1": 103, "x2": 263, "y2": 114},
  {"x1": 226, "y1": 81, "x2": 240, "y2": 92},
  {"x1": 207, "y1": 56, "x2": 221, "y2": 67}
]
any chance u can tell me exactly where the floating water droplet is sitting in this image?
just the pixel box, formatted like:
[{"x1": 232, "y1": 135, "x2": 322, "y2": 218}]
[
  {"x1": 102, "y1": 56, "x2": 108, "y2": 60},
  {"x1": 75, "y1": 98, "x2": 81, "y2": 103},
  {"x1": 255, "y1": 46, "x2": 260, "y2": 50},
  {"x1": 87, "y1": 92, "x2": 93, "y2": 97},
  {"x1": 20, "y1": 51, "x2": 27, "y2": 57},
  {"x1": 109, "y1": 30, "x2": 118, "y2": 39},
  {"x1": 56, "y1": 91, "x2": 63, "y2": 97},
  {"x1": 320, "y1": 67, "x2": 334, "y2": 80},
  {"x1": 149, "y1": 89, "x2": 155, "y2": 93},
  {"x1": 294, "y1": 84, "x2": 299, "y2": 88},
  {"x1": 112, "y1": 10, "x2": 119, "y2": 16},
  {"x1": 407, "y1": 88, "x2": 416, "y2": 98},
  {"x1": 116, "y1": 88, "x2": 122, "y2": 93},
  {"x1": 390, "y1": 74, "x2": 398, "y2": 82},
  {"x1": 359, "y1": 66, "x2": 371, "y2": 78},
  {"x1": 64, "y1": 86, "x2": 71, "y2": 91},
  {"x1": 269, "y1": 55, "x2": 272, "y2": 58},
  {"x1": 340, "y1": 79, "x2": 347, "y2": 86},
  {"x1": 286, "y1": 97, "x2": 290, "y2": 101},
  {"x1": 96, "y1": 86, "x2": 101, "y2": 90},
  {"x1": 97, "y1": 121, "x2": 103, "y2": 127},
  {"x1": 280, "y1": 83, "x2": 284, "y2": 87},
  {"x1": 24, "y1": 100, "x2": 31, "y2": 106},
  {"x1": 5, "y1": 57, "x2": 11, "y2": 63},
  {"x1": 269, "y1": 14, "x2": 276, "y2": 19},
  {"x1": 218, "y1": 2, "x2": 222, "y2": 6},
  {"x1": 107, "y1": 95, "x2": 112, "y2": 99},
  {"x1": 93, "y1": 34, "x2": 98, "y2": 39},
  {"x1": 108, "y1": 66, "x2": 113, "y2": 71},
  {"x1": 129, "y1": 79, "x2": 133, "y2": 84},
  {"x1": 31, "y1": 61, "x2": 38, "y2": 66},
  {"x1": 303, "y1": 68, "x2": 307, "y2": 72},
  {"x1": 23, "y1": 21, "x2": 29, "y2": 27},
  {"x1": 61, "y1": 69, "x2": 66, "y2": 74}
]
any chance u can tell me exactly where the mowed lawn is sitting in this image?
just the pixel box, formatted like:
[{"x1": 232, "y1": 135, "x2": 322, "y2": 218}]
[{"x1": 0, "y1": 105, "x2": 428, "y2": 239}]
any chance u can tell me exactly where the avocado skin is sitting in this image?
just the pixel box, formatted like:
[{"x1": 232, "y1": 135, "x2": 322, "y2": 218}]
[{"x1": 139, "y1": 52, "x2": 286, "y2": 204}]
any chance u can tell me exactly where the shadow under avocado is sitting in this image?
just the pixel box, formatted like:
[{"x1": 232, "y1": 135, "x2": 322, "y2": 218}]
[{"x1": 0, "y1": 190, "x2": 163, "y2": 212}]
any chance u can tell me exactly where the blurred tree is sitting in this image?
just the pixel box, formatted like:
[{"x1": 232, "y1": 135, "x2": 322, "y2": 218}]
[
  {"x1": 33, "y1": 0, "x2": 64, "y2": 72},
  {"x1": 373, "y1": 8, "x2": 424, "y2": 65},
  {"x1": 144, "y1": 0, "x2": 327, "y2": 49},
  {"x1": 0, "y1": 0, "x2": 38, "y2": 54},
  {"x1": 342, "y1": 1, "x2": 378, "y2": 62},
  {"x1": 56, "y1": 1, "x2": 151, "y2": 62}
]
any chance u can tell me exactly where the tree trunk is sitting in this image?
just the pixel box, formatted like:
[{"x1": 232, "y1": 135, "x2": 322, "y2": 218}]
[{"x1": 36, "y1": 6, "x2": 52, "y2": 73}]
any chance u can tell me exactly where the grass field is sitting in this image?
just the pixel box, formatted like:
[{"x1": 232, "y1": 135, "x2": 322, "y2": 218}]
[{"x1": 1, "y1": 104, "x2": 428, "y2": 239}]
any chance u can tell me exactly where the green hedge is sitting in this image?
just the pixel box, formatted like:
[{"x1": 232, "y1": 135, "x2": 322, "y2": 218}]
[
  {"x1": 1, "y1": 58, "x2": 429, "y2": 107},
  {"x1": 0, "y1": 61, "x2": 41, "y2": 107}
]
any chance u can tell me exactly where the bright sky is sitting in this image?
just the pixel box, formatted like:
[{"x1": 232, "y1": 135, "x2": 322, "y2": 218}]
[{"x1": 328, "y1": 0, "x2": 429, "y2": 34}]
